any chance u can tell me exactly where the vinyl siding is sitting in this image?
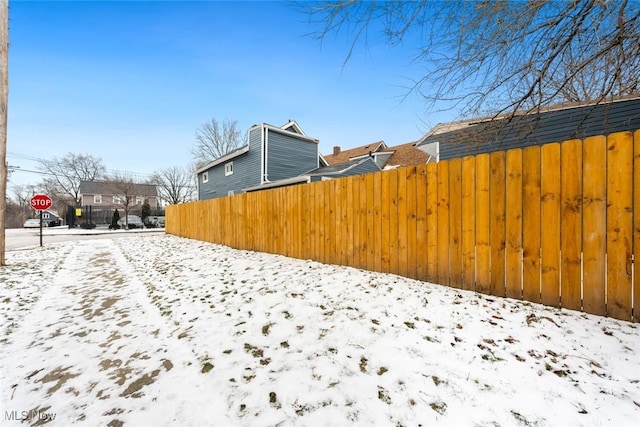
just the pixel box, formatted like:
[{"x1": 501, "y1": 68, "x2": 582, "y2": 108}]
[
  {"x1": 196, "y1": 124, "x2": 321, "y2": 199},
  {"x1": 197, "y1": 129, "x2": 263, "y2": 200},
  {"x1": 424, "y1": 98, "x2": 640, "y2": 160},
  {"x1": 266, "y1": 129, "x2": 318, "y2": 182}
]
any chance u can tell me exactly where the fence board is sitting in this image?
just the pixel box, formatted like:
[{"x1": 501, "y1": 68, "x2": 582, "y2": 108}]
[
  {"x1": 263, "y1": 191, "x2": 272, "y2": 254},
  {"x1": 540, "y1": 143, "x2": 561, "y2": 307},
  {"x1": 373, "y1": 172, "x2": 383, "y2": 273},
  {"x1": 582, "y1": 136, "x2": 607, "y2": 316},
  {"x1": 522, "y1": 146, "x2": 541, "y2": 303},
  {"x1": 315, "y1": 183, "x2": 326, "y2": 264},
  {"x1": 219, "y1": 197, "x2": 228, "y2": 246},
  {"x1": 437, "y1": 161, "x2": 450, "y2": 286},
  {"x1": 286, "y1": 189, "x2": 295, "y2": 257},
  {"x1": 505, "y1": 149, "x2": 523, "y2": 299},
  {"x1": 397, "y1": 169, "x2": 409, "y2": 277},
  {"x1": 296, "y1": 185, "x2": 305, "y2": 259},
  {"x1": 330, "y1": 180, "x2": 339, "y2": 264},
  {"x1": 475, "y1": 154, "x2": 491, "y2": 294},
  {"x1": 357, "y1": 174, "x2": 367, "y2": 269},
  {"x1": 341, "y1": 177, "x2": 350, "y2": 265},
  {"x1": 635, "y1": 130, "x2": 640, "y2": 323},
  {"x1": 349, "y1": 176, "x2": 362, "y2": 268},
  {"x1": 606, "y1": 132, "x2": 633, "y2": 320},
  {"x1": 461, "y1": 156, "x2": 476, "y2": 291},
  {"x1": 415, "y1": 164, "x2": 428, "y2": 281},
  {"x1": 426, "y1": 162, "x2": 439, "y2": 282},
  {"x1": 389, "y1": 170, "x2": 399, "y2": 274},
  {"x1": 237, "y1": 195, "x2": 245, "y2": 249},
  {"x1": 449, "y1": 158, "x2": 463, "y2": 288},
  {"x1": 490, "y1": 152, "x2": 506, "y2": 297},
  {"x1": 561, "y1": 139, "x2": 583, "y2": 311},
  {"x1": 344, "y1": 177, "x2": 354, "y2": 267},
  {"x1": 380, "y1": 170, "x2": 391, "y2": 273},
  {"x1": 365, "y1": 173, "x2": 375, "y2": 271},
  {"x1": 304, "y1": 186, "x2": 311, "y2": 259},
  {"x1": 406, "y1": 167, "x2": 418, "y2": 279},
  {"x1": 335, "y1": 178, "x2": 344, "y2": 264}
]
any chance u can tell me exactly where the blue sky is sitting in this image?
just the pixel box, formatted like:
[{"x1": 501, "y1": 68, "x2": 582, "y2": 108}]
[{"x1": 7, "y1": 0, "x2": 454, "y2": 189}]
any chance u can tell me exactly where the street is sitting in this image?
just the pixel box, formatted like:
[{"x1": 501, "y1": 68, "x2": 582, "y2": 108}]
[{"x1": 4, "y1": 227, "x2": 166, "y2": 251}]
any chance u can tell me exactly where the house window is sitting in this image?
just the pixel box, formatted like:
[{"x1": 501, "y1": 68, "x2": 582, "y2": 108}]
[
  {"x1": 136, "y1": 197, "x2": 144, "y2": 205},
  {"x1": 202, "y1": 172, "x2": 209, "y2": 183},
  {"x1": 225, "y1": 162, "x2": 234, "y2": 176},
  {"x1": 94, "y1": 194, "x2": 102, "y2": 204},
  {"x1": 227, "y1": 190, "x2": 235, "y2": 196},
  {"x1": 113, "y1": 196, "x2": 123, "y2": 205}
]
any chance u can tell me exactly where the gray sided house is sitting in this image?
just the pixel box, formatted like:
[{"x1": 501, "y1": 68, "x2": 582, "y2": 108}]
[
  {"x1": 196, "y1": 120, "x2": 321, "y2": 200},
  {"x1": 417, "y1": 96, "x2": 640, "y2": 161},
  {"x1": 79, "y1": 181, "x2": 160, "y2": 210}
]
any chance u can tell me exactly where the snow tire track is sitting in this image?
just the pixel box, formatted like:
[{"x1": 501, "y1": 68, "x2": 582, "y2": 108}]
[{"x1": 1, "y1": 239, "x2": 226, "y2": 426}]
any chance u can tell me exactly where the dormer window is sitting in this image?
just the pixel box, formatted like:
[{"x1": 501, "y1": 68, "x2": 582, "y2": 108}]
[{"x1": 225, "y1": 162, "x2": 234, "y2": 176}]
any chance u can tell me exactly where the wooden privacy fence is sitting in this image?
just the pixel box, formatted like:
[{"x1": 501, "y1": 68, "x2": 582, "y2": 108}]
[{"x1": 167, "y1": 130, "x2": 640, "y2": 323}]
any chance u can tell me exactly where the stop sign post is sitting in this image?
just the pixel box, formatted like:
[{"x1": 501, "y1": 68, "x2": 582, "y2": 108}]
[{"x1": 30, "y1": 194, "x2": 52, "y2": 247}]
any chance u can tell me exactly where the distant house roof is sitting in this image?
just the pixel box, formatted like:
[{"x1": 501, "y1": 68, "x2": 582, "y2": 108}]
[
  {"x1": 280, "y1": 119, "x2": 306, "y2": 136},
  {"x1": 417, "y1": 96, "x2": 640, "y2": 160},
  {"x1": 79, "y1": 181, "x2": 157, "y2": 197},
  {"x1": 248, "y1": 121, "x2": 319, "y2": 143},
  {"x1": 194, "y1": 145, "x2": 250, "y2": 175},
  {"x1": 383, "y1": 142, "x2": 430, "y2": 168},
  {"x1": 323, "y1": 141, "x2": 387, "y2": 165},
  {"x1": 305, "y1": 157, "x2": 378, "y2": 176},
  {"x1": 322, "y1": 140, "x2": 429, "y2": 170}
]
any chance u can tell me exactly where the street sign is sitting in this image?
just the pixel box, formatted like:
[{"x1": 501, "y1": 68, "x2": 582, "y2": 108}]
[{"x1": 30, "y1": 194, "x2": 52, "y2": 211}]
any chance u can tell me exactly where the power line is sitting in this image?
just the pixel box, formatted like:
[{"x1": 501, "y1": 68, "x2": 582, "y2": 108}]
[{"x1": 7, "y1": 151, "x2": 158, "y2": 180}]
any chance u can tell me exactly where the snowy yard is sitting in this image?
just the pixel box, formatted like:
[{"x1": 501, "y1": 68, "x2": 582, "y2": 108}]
[{"x1": 1, "y1": 233, "x2": 639, "y2": 426}]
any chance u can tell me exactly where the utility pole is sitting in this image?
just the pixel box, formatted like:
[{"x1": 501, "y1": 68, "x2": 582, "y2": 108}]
[{"x1": 0, "y1": 0, "x2": 8, "y2": 266}]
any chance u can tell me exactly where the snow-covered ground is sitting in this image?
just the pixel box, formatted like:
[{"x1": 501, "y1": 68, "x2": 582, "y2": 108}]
[{"x1": 1, "y1": 234, "x2": 639, "y2": 426}]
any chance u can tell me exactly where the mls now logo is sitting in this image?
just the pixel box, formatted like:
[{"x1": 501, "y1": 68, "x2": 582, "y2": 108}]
[{"x1": 5, "y1": 409, "x2": 57, "y2": 422}]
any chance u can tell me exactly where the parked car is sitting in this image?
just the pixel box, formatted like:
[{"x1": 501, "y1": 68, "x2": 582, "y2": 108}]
[
  {"x1": 24, "y1": 218, "x2": 43, "y2": 228},
  {"x1": 117, "y1": 215, "x2": 144, "y2": 229},
  {"x1": 44, "y1": 218, "x2": 61, "y2": 227},
  {"x1": 144, "y1": 216, "x2": 165, "y2": 228}
]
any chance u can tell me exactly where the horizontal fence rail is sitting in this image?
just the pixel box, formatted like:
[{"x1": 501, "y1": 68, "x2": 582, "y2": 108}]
[{"x1": 167, "y1": 130, "x2": 640, "y2": 322}]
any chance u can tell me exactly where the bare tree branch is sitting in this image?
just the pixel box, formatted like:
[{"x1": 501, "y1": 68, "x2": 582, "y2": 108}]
[
  {"x1": 38, "y1": 153, "x2": 106, "y2": 205},
  {"x1": 192, "y1": 118, "x2": 244, "y2": 167},
  {"x1": 151, "y1": 166, "x2": 195, "y2": 205},
  {"x1": 303, "y1": 0, "x2": 640, "y2": 121}
]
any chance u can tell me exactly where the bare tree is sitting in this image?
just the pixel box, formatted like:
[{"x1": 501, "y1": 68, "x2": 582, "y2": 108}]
[
  {"x1": 39, "y1": 153, "x2": 106, "y2": 205},
  {"x1": 193, "y1": 118, "x2": 243, "y2": 167},
  {"x1": 6, "y1": 185, "x2": 37, "y2": 228},
  {"x1": 108, "y1": 174, "x2": 139, "y2": 229},
  {"x1": 151, "y1": 166, "x2": 195, "y2": 205},
  {"x1": 304, "y1": 1, "x2": 640, "y2": 120}
]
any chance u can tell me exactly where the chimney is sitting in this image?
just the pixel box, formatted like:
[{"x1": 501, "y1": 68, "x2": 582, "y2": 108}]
[{"x1": 333, "y1": 146, "x2": 341, "y2": 155}]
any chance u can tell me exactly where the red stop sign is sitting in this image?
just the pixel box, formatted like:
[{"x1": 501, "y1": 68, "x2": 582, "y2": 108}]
[{"x1": 30, "y1": 194, "x2": 53, "y2": 211}]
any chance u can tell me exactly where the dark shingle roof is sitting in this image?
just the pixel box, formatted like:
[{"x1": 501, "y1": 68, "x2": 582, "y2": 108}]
[
  {"x1": 323, "y1": 141, "x2": 386, "y2": 165},
  {"x1": 384, "y1": 142, "x2": 429, "y2": 168}
]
